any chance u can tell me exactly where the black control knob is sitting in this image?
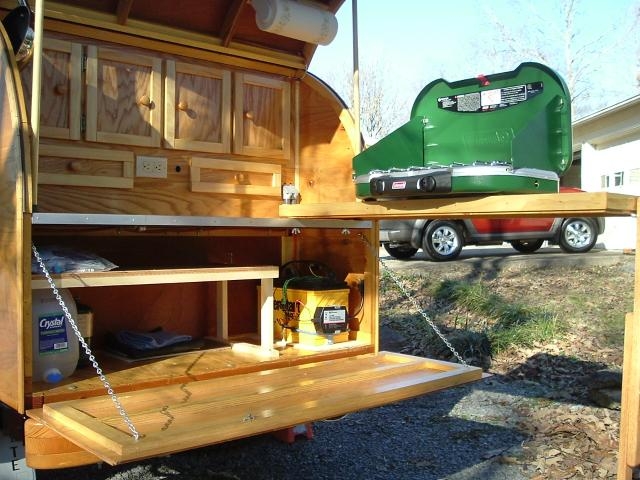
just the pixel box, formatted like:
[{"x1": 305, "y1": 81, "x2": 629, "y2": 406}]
[{"x1": 418, "y1": 176, "x2": 437, "y2": 192}]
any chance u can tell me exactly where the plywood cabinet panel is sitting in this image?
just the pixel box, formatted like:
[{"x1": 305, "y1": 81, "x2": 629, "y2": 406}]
[
  {"x1": 234, "y1": 73, "x2": 291, "y2": 159},
  {"x1": 165, "y1": 61, "x2": 231, "y2": 153},
  {"x1": 20, "y1": 38, "x2": 82, "y2": 140},
  {"x1": 85, "y1": 46, "x2": 162, "y2": 147}
]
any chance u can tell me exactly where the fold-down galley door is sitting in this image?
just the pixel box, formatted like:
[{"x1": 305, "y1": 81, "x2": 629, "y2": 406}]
[{"x1": 28, "y1": 352, "x2": 482, "y2": 465}]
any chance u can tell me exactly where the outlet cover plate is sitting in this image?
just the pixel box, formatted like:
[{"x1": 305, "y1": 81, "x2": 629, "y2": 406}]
[{"x1": 136, "y1": 156, "x2": 167, "y2": 178}]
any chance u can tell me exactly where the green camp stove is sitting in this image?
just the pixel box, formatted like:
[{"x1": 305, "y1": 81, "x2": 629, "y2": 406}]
[{"x1": 353, "y1": 62, "x2": 572, "y2": 199}]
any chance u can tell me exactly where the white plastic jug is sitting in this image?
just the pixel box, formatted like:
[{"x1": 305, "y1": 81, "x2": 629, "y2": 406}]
[{"x1": 31, "y1": 288, "x2": 79, "y2": 383}]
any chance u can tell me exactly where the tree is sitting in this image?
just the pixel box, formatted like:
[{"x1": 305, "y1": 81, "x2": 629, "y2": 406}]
[
  {"x1": 480, "y1": 0, "x2": 640, "y2": 118},
  {"x1": 320, "y1": 57, "x2": 409, "y2": 146}
]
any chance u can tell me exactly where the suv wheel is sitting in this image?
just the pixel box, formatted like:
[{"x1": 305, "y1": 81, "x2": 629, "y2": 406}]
[
  {"x1": 559, "y1": 218, "x2": 597, "y2": 253},
  {"x1": 510, "y1": 239, "x2": 544, "y2": 253},
  {"x1": 422, "y1": 220, "x2": 463, "y2": 261},
  {"x1": 383, "y1": 243, "x2": 418, "y2": 259}
]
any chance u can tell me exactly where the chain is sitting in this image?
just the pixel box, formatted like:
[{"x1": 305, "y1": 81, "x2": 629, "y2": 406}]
[
  {"x1": 32, "y1": 245, "x2": 141, "y2": 440},
  {"x1": 357, "y1": 233, "x2": 468, "y2": 366}
]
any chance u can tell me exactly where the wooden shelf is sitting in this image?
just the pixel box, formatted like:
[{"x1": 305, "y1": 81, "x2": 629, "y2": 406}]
[
  {"x1": 279, "y1": 192, "x2": 639, "y2": 219},
  {"x1": 31, "y1": 265, "x2": 279, "y2": 289},
  {"x1": 32, "y1": 265, "x2": 280, "y2": 352}
]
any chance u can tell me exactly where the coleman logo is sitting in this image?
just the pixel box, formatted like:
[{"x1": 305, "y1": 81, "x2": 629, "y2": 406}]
[
  {"x1": 391, "y1": 181, "x2": 406, "y2": 190},
  {"x1": 40, "y1": 316, "x2": 64, "y2": 330}
]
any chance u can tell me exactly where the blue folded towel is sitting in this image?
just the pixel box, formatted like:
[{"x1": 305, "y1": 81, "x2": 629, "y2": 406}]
[{"x1": 116, "y1": 330, "x2": 192, "y2": 351}]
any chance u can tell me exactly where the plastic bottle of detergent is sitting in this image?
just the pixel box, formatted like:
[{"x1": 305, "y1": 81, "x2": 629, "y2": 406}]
[{"x1": 32, "y1": 288, "x2": 80, "y2": 383}]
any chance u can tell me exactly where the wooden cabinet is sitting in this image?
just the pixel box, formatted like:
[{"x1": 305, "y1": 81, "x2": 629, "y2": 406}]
[
  {"x1": 20, "y1": 38, "x2": 82, "y2": 140},
  {"x1": 85, "y1": 46, "x2": 162, "y2": 147},
  {"x1": 23, "y1": 40, "x2": 292, "y2": 162},
  {"x1": 234, "y1": 73, "x2": 291, "y2": 159},
  {"x1": 164, "y1": 61, "x2": 231, "y2": 153},
  {"x1": 23, "y1": 216, "x2": 484, "y2": 467}
]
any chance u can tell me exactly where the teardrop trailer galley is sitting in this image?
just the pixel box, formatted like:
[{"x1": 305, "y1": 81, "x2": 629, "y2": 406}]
[
  {"x1": 0, "y1": 1, "x2": 638, "y2": 478},
  {"x1": 0, "y1": 0, "x2": 485, "y2": 471}
]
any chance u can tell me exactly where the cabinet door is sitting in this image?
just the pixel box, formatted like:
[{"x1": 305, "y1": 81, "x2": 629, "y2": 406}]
[
  {"x1": 20, "y1": 38, "x2": 82, "y2": 140},
  {"x1": 165, "y1": 61, "x2": 231, "y2": 153},
  {"x1": 234, "y1": 73, "x2": 291, "y2": 159},
  {"x1": 85, "y1": 46, "x2": 162, "y2": 147}
]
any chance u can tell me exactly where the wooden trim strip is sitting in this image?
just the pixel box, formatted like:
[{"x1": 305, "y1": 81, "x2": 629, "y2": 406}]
[
  {"x1": 279, "y1": 192, "x2": 639, "y2": 219},
  {"x1": 220, "y1": 0, "x2": 247, "y2": 47},
  {"x1": 42, "y1": 2, "x2": 306, "y2": 72},
  {"x1": 31, "y1": 265, "x2": 280, "y2": 289}
]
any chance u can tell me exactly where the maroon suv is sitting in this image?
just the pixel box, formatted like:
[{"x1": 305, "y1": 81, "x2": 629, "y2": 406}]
[{"x1": 379, "y1": 187, "x2": 605, "y2": 261}]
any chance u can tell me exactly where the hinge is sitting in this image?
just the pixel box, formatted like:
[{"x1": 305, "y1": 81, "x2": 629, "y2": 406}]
[
  {"x1": 81, "y1": 114, "x2": 86, "y2": 133},
  {"x1": 81, "y1": 55, "x2": 87, "y2": 72}
]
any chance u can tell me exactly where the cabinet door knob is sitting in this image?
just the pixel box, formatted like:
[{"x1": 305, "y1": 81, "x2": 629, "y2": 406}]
[
  {"x1": 138, "y1": 94, "x2": 153, "y2": 108},
  {"x1": 177, "y1": 101, "x2": 189, "y2": 111},
  {"x1": 244, "y1": 111, "x2": 254, "y2": 120},
  {"x1": 54, "y1": 84, "x2": 67, "y2": 95},
  {"x1": 69, "y1": 160, "x2": 90, "y2": 173}
]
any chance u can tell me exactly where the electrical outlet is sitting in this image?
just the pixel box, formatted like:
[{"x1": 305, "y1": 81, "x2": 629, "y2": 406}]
[{"x1": 136, "y1": 156, "x2": 167, "y2": 178}]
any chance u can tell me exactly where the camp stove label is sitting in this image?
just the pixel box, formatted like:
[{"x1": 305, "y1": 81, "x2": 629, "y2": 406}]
[
  {"x1": 38, "y1": 313, "x2": 70, "y2": 355},
  {"x1": 438, "y1": 81, "x2": 543, "y2": 112}
]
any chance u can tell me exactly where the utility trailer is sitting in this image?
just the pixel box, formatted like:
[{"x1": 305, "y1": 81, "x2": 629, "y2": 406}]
[{"x1": 0, "y1": 1, "x2": 637, "y2": 478}]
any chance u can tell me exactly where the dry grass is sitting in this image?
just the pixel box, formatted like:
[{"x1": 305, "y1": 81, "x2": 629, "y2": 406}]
[{"x1": 379, "y1": 254, "x2": 634, "y2": 370}]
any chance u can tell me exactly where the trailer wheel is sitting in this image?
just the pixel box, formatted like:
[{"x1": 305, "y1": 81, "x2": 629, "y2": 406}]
[{"x1": 422, "y1": 221, "x2": 463, "y2": 261}]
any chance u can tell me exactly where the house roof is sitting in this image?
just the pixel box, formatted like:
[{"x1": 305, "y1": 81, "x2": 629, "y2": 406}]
[
  {"x1": 9, "y1": 0, "x2": 345, "y2": 75},
  {"x1": 573, "y1": 94, "x2": 640, "y2": 150}
]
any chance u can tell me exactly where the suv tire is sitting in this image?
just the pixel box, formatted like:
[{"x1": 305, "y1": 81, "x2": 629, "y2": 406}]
[
  {"x1": 559, "y1": 218, "x2": 598, "y2": 253},
  {"x1": 383, "y1": 243, "x2": 419, "y2": 259},
  {"x1": 422, "y1": 220, "x2": 464, "y2": 261},
  {"x1": 510, "y1": 239, "x2": 544, "y2": 253}
]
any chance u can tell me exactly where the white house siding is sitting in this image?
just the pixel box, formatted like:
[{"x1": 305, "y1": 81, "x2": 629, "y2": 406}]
[{"x1": 581, "y1": 142, "x2": 639, "y2": 250}]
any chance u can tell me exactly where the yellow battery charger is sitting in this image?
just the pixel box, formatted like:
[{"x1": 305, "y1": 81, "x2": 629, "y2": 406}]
[{"x1": 274, "y1": 287, "x2": 350, "y2": 346}]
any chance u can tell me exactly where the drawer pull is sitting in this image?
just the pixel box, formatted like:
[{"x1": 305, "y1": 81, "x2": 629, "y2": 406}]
[
  {"x1": 137, "y1": 94, "x2": 153, "y2": 108},
  {"x1": 54, "y1": 84, "x2": 67, "y2": 95}
]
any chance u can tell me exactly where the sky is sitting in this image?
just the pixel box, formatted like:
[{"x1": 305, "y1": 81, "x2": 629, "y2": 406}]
[{"x1": 308, "y1": 0, "x2": 639, "y2": 128}]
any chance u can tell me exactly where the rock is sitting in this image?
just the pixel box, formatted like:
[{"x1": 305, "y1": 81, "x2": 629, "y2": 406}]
[
  {"x1": 435, "y1": 330, "x2": 492, "y2": 369},
  {"x1": 379, "y1": 325, "x2": 407, "y2": 352},
  {"x1": 585, "y1": 369, "x2": 622, "y2": 409},
  {"x1": 585, "y1": 369, "x2": 622, "y2": 389},
  {"x1": 589, "y1": 387, "x2": 621, "y2": 410}
]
